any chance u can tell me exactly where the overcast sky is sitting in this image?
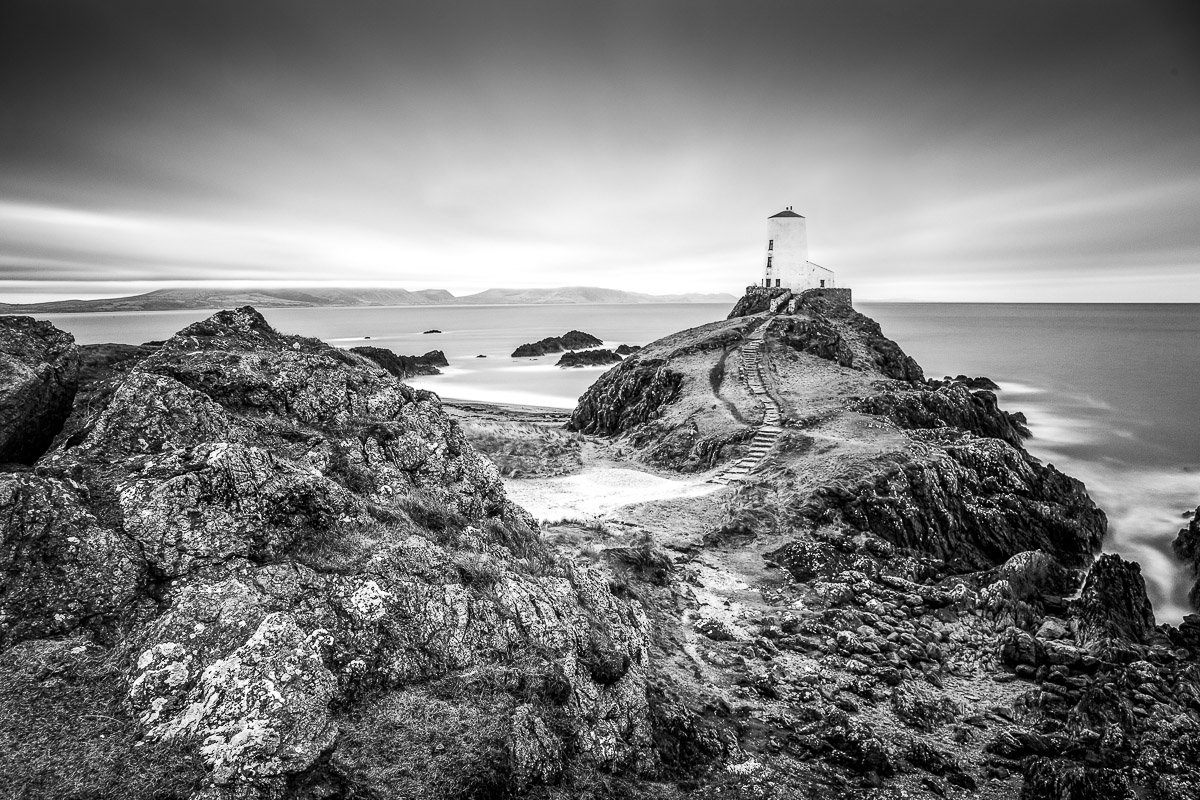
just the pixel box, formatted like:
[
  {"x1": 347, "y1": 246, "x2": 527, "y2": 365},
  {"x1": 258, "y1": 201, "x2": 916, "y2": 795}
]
[{"x1": 1, "y1": 0, "x2": 1197, "y2": 302}]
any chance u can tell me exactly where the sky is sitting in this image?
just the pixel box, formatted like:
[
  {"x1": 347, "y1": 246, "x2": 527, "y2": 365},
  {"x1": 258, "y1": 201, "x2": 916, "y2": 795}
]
[{"x1": 0, "y1": 0, "x2": 1197, "y2": 302}]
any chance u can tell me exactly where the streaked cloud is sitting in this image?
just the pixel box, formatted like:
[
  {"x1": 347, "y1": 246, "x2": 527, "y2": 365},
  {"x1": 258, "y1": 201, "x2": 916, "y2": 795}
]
[{"x1": 0, "y1": 1, "x2": 1197, "y2": 302}]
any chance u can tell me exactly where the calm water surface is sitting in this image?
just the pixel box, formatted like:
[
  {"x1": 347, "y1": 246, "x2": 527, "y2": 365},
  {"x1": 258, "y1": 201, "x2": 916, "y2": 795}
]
[{"x1": 39, "y1": 301, "x2": 1200, "y2": 622}]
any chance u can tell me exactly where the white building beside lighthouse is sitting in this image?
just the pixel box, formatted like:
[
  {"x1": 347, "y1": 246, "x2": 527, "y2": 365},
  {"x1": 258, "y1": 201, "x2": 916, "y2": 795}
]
[{"x1": 762, "y1": 207, "x2": 835, "y2": 291}]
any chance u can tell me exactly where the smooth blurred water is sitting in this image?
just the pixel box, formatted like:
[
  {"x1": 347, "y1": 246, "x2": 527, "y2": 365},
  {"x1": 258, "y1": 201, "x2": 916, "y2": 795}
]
[{"x1": 38, "y1": 301, "x2": 1200, "y2": 621}]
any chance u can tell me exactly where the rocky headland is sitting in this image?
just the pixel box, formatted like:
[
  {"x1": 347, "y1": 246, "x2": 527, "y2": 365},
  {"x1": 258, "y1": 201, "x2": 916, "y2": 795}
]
[{"x1": 3, "y1": 294, "x2": 1200, "y2": 800}]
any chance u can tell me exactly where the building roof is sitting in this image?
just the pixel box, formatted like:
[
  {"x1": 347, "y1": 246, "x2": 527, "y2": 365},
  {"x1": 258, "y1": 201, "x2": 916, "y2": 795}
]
[{"x1": 769, "y1": 209, "x2": 804, "y2": 219}]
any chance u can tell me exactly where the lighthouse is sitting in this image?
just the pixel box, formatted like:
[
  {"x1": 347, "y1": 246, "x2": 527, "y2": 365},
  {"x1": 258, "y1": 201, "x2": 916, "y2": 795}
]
[{"x1": 762, "y1": 207, "x2": 835, "y2": 291}]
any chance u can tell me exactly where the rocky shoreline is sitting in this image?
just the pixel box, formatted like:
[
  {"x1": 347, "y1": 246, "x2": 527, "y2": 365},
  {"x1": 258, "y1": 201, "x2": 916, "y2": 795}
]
[{"x1": 1, "y1": 296, "x2": 1198, "y2": 799}]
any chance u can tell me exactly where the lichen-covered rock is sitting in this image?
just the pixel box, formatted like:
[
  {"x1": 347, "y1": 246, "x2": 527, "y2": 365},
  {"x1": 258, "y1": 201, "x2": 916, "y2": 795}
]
[
  {"x1": 152, "y1": 613, "x2": 338, "y2": 790},
  {"x1": 0, "y1": 315, "x2": 78, "y2": 464}
]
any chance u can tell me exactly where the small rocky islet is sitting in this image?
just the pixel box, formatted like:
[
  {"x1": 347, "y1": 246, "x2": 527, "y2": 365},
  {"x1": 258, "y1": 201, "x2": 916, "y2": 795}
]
[
  {"x1": 555, "y1": 348, "x2": 623, "y2": 368},
  {"x1": 511, "y1": 329, "x2": 603, "y2": 358},
  {"x1": 1, "y1": 292, "x2": 1199, "y2": 799}
]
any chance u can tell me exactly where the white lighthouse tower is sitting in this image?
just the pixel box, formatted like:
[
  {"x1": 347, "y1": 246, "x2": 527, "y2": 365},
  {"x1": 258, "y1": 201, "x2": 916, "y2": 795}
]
[{"x1": 762, "y1": 207, "x2": 835, "y2": 291}]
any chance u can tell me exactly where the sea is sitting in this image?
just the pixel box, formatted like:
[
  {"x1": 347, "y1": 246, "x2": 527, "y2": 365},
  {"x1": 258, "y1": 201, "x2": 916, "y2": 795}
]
[{"x1": 35, "y1": 301, "x2": 1200, "y2": 623}]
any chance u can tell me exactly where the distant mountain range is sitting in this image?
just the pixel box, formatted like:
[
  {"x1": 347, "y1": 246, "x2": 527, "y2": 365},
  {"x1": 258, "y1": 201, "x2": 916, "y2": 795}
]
[{"x1": 0, "y1": 286, "x2": 736, "y2": 314}]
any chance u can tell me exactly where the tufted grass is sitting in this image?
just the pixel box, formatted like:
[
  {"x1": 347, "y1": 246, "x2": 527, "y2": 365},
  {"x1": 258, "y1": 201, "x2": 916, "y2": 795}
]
[
  {"x1": 0, "y1": 640, "x2": 205, "y2": 800},
  {"x1": 457, "y1": 419, "x2": 584, "y2": 478},
  {"x1": 332, "y1": 690, "x2": 512, "y2": 799}
]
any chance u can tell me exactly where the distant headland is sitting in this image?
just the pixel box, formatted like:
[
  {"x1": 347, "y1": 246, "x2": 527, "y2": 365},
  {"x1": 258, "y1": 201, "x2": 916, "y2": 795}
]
[{"x1": 0, "y1": 285, "x2": 736, "y2": 314}]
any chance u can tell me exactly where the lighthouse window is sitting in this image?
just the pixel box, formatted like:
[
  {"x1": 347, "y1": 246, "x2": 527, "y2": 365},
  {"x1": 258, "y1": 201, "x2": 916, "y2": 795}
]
[
  {"x1": 766, "y1": 256, "x2": 772, "y2": 267},
  {"x1": 768, "y1": 240, "x2": 773, "y2": 251},
  {"x1": 775, "y1": 279, "x2": 781, "y2": 287}
]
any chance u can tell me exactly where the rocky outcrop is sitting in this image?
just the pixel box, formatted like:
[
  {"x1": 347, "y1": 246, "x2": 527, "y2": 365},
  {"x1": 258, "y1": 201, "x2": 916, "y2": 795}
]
[
  {"x1": 569, "y1": 357, "x2": 684, "y2": 437},
  {"x1": 556, "y1": 348, "x2": 622, "y2": 368},
  {"x1": 1173, "y1": 507, "x2": 1200, "y2": 608},
  {"x1": 799, "y1": 433, "x2": 1105, "y2": 572},
  {"x1": 0, "y1": 316, "x2": 79, "y2": 464},
  {"x1": 1074, "y1": 554, "x2": 1156, "y2": 645},
  {"x1": 0, "y1": 308, "x2": 654, "y2": 799},
  {"x1": 854, "y1": 381, "x2": 1031, "y2": 447},
  {"x1": 512, "y1": 330, "x2": 603, "y2": 358},
  {"x1": 772, "y1": 314, "x2": 855, "y2": 367},
  {"x1": 615, "y1": 343, "x2": 642, "y2": 356},
  {"x1": 349, "y1": 345, "x2": 448, "y2": 378}
]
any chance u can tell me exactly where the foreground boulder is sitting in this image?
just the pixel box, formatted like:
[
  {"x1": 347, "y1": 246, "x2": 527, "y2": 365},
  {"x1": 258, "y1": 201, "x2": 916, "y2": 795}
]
[
  {"x1": 0, "y1": 316, "x2": 78, "y2": 464},
  {"x1": 1, "y1": 307, "x2": 653, "y2": 799}
]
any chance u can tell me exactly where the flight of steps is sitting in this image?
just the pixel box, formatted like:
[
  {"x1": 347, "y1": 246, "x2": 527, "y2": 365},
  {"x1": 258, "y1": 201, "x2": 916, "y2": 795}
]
[{"x1": 710, "y1": 323, "x2": 784, "y2": 484}]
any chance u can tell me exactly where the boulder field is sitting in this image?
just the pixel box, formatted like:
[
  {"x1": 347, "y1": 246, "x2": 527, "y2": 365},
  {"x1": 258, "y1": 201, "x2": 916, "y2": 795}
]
[{"x1": 2, "y1": 295, "x2": 1200, "y2": 799}]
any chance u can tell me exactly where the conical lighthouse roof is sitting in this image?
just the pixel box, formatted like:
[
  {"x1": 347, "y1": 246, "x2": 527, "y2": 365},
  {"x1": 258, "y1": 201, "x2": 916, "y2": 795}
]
[{"x1": 769, "y1": 209, "x2": 804, "y2": 219}]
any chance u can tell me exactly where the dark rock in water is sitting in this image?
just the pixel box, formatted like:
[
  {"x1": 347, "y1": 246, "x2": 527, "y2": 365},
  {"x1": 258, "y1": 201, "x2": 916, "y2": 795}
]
[
  {"x1": 929, "y1": 374, "x2": 1002, "y2": 391},
  {"x1": 350, "y1": 345, "x2": 448, "y2": 378},
  {"x1": 476, "y1": 354, "x2": 487, "y2": 358},
  {"x1": 423, "y1": 328, "x2": 441, "y2": 334},
  {"x1": 1074, "y1": 554, "x2": 1156, "y2": 645},
  {"x1": 615, "y1": 344, "x2": 642, "y2": 355},
  {"x1": 0, "y1": 316, "x2": 79, "y2": 465},
  {"x1": 512, "y1": 330, "x2": 603, "y2": 358},
  {"x1": 556, "y1": 349, "x2": 622, "y2": 368}
]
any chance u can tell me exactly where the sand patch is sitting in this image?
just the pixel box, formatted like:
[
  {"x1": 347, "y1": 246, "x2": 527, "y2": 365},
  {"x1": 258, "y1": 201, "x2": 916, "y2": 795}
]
[{"x1": 506, "y1": 467, "x2": 720, "y2": 522}]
